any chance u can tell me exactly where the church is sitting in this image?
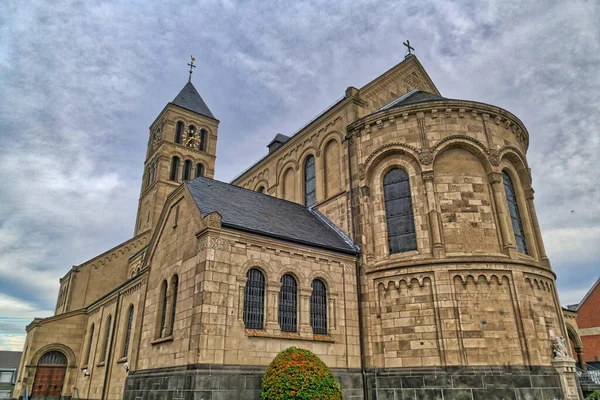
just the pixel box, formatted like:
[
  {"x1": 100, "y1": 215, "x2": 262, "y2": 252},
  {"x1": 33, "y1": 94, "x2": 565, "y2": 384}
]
[{"x1": 13, "y1": 54, "x2": 581, "y2": 400}]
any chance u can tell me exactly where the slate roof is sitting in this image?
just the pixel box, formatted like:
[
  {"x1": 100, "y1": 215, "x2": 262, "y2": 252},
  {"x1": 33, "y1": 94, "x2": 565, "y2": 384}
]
[
  {"x1": 267, "y1": 133, "x2": 291, "y2": 147},
  {"x1": 378, "y1": 89, "x2": 446, "y2": 111},
  {"x1": 171, "y1": 81, "x2": 215, "y2": 120},
  {"x1": 0, "y1": 351, "x2": 21, "y2": 369},
  {"x1": 186, "y1": 177, "x2": 358, "y2": 255}
]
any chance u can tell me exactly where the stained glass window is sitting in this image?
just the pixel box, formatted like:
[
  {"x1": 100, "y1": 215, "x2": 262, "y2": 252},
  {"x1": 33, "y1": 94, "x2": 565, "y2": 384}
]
[{"x1": 384, "y1": 168, "x2": 417, "y2": 254}]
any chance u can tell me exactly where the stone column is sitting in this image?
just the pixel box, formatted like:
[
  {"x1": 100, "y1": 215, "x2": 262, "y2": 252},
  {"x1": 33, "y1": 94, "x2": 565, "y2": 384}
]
[
  {"x1": 299, "y1": 287, "x2": 313, "y2": 335},
  {"x1": 552, "y1": 357, "x2": 580, "y2": 400},
  {"x1": 422, "y1": 170, "x2": 444, "y2": 258},
  {"x1": 266, "y1": 284, "x2": 280, "y2": 332},
  {"x1": 488, "y1": 172, "x2": 517, "y2": 257},
  {"x1": 524, "y1": 188, "x2": 551, "y2": 267}
]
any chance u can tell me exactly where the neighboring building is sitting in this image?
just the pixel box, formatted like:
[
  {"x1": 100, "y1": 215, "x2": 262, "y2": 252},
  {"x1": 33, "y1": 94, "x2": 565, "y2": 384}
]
[
  {"x1": 568, "y1": 277, "x2": 600, "y2": 369},
  {"x1": 14, "y1": 55, "x2": 579, "y2": 400},
  {"x1": 0, "y1": 352, "x2": 22, "y2": 399}
]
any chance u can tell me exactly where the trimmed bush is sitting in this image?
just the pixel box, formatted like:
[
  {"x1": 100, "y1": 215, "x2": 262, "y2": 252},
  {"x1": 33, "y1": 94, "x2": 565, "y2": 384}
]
[
  {"x1": 586, "y1": 391, "x2": 600, "y2": 400},
  {"x1": 261, "y1": 347, "x2": 342, "y2": 400}
]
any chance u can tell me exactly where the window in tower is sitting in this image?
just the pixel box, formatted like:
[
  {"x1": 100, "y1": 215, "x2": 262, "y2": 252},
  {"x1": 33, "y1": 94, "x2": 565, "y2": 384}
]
[
  {"x1": 84, "y1": 323, "x2": 94, "y2": 366},
  {"x1": 243, "y1": 268, "x2": 265, "y2": 330},
  {"x1": 122, "y1": 305, "x2": 134, "y2": 358},
  {"x1": 175, "y1": 121, "x2": 184, "y2": 144},
  {"x1": 182, "y1": 160, "x2": 192, "y2": 181},
  {"x1": 169, "y1": 157, "x2": 180, "y2": 181},
  {"x1": 199, "y1": 129, "x2": 207, "y2": 152},
  {"x1": 502, "y1": 171, "x2": 528, "y2": 254},
  {"x1": 169, "y1": 274, "x2": 178, "y2": 335},
  {"x1": 195, "y1": 163, "x2": 204, "y2": 178},
  {"x1": 304, "y1": 155, "x2": 316, "y2": 207},
  {"x1": 384, "y1": 167, "x2": 417, "y2": 254},
  {"x1": 278, "y1": 274, "x2": 297, "y2": 332},
  {"x1": 158, "y1": 280, "x2": 168, "y2": 338},
  {"x1": 100, "y1": 315, "x2": 112, "y2": 362}
]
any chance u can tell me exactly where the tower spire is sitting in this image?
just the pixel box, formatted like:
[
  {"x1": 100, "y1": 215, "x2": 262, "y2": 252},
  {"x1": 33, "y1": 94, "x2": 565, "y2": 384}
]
[{"x1": 187, "y1": 55, "x2": 196, "y2": 82}]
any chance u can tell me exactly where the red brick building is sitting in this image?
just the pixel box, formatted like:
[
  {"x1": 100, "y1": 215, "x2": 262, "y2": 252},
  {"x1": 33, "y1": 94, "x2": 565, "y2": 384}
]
[{"x1": 570, "y1": 277, "x2": 600, "y2": 367}]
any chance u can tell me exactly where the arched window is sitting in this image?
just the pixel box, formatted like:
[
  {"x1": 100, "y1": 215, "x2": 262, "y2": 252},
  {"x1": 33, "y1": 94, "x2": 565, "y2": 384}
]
[
  {"x1": 195, "y1": 163, "x2": 204, "y2": 178},
  {"x1": 199, "y1": 129, "x2": 207, "y2": 152},
  {"x1": 175, "y1": 121, "x2": 184, "y2": 144},
  {"x1": 122, "y1": 305, "x2": 134, "y2": 358},
  {"x1": 182, "y1": 160, "x2": 192, "y2": 181},
  {"x1": 278, "y1": 274, "x2": 297, "y2": 332},
  {"x1": 503, "y1": 171, "x2": 528, "y2": 254},
  {"x1": 169, "y1": 156, "x2": 180, "y2": 181},
  {"x1": 159, "y1": 280, "x2": 168, "y2": 337},
  {"x1": 101, "y1": 315, "x2": 112, "y2": 362},
  {"x1": 257, "y1": 186, "x2": 265, "y2": 194},
  {"x1": 310, "y1": 279, "x2": 327, "y2": 335},
  {"x1": 186, "y1": 125, "x2": 197, "y2": 148},
  {"x1": 304, "y1": 155, "x2": 316, "y2": 207},
  {"x1": 243, "y1": 269, "x2": 265, "y2": 330},
  {"x1": 384, "y1": 168, "x2": 417, "y2": 254},
  {"x1": 84, "y1": 324, "x2": 94, "y2": 366},
  {"x1": 169, "y1": 275, "x2": 179, "y2": 335},
  {"x1": 39, "y1": 351, "x2": 66, "y2": 365}
]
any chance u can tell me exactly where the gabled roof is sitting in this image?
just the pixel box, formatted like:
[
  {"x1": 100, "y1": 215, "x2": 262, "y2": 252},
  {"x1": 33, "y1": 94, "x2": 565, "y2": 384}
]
[
  {"x1": 186, "y1": 177, "x2": 358, "y2": 255},
  {"x1": 171, "y1": 81, "x2": 215, "y2": 119},
  {"x1": 571, "y1": 277, "x2": 600, "y2": 311},
  {"x1": 378, "y1": 89, "x2": 446, "y2": 111},
  {"x1": 0, "y1": 351, "x2": 22, "y2": 369}
]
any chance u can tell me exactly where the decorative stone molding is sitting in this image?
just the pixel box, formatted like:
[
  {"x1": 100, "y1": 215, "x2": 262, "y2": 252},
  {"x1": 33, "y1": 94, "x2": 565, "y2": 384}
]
[
  {"x1": 422, "y1": 171, "x2": 434, "y2": 182},
  {"x1": 487, "y1": 172, "x2": 503, "y2": 184},
  {"x1": 198, "y1": 236, "x2": 231, "y2": 252},
  {"x1": 206, "y1": 212, "x2": 222, "y2": 228},
  {"x1": 431, "y1": 109, "x2": 438, "y2": 118},
  {"x1": 445, "y1": 108, "x2": 452, "y2": 118},
  {"x1": 471, "y1": 110, "x2": 478, "y2": 119},
  {"x1": 402, "y1": 113, "x2": 408, "y2": 122},
  {"x1": 488, "y1": 149, "x2": 501, "y2": 166},
  {"x1": 419, "y1": 149, "x2": 433, "y2": 165},
  {"x1": 458, "y1": 108, "x2": 465, "y2": 118},
  {"x1": 453, "y1": 273, "x2": 509, "y2": 285},
  {"x1": 378, "y1": 275, "x2": 431, "y2": 290},
  {"x1": 431, "y1": 134, "x2": 489, "y2": 153},
  {"x1": 363, "y1": 142, "x2": 420, "y2": 169},
  {"x1": 524, "y1": 188, "x2": 535, "y2": 200}
]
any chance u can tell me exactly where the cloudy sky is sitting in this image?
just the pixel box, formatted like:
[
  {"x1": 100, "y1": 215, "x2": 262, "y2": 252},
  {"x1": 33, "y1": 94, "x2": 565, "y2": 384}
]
[{"x1": 0, "y1": 0, "x2": 598, "y2": 351}]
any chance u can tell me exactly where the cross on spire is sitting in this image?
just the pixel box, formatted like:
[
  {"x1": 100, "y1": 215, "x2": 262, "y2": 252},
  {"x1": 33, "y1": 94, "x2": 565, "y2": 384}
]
[
  {"x1": 403, "y1": 40, "x2": 415, "y2": 58},
  {"x1": 187, "y1": 55, "x2": 196, "y2": 82}
]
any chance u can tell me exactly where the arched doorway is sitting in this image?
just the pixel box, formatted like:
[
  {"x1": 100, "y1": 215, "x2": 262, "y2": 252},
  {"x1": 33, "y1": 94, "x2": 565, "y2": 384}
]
[
  {"x1": 31, "y1": 351, "x2": 67, "y2": 400},
  {"x1": 566, "y1": 324, "x2": 586, "y2": 370}
]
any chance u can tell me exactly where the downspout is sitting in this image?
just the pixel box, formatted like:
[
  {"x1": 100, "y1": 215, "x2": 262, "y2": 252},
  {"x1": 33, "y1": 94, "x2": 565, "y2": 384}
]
[
  {"x1": 101, "y1": 294, "x2": 121, "y2": 400},
  {"x1": 346, "y1": 128, "x2": 369, "y2": 400}
]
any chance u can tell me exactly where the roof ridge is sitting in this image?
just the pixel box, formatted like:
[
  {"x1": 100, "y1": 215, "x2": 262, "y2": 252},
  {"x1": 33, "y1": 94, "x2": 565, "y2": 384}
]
[{"x1": 309, "y1": 208, "x2": 359, "y2": 252}]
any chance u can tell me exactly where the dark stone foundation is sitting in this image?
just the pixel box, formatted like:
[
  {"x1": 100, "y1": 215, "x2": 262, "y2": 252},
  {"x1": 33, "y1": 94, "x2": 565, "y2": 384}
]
[{"x1": 123, "y1": 364, "x2": 564, "y2": 400}]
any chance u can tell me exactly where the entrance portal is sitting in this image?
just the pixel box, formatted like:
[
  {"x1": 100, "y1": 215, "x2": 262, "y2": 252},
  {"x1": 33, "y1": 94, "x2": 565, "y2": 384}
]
[{"x1": 31, "y1": 352, "x2": 67, "y2": 400}]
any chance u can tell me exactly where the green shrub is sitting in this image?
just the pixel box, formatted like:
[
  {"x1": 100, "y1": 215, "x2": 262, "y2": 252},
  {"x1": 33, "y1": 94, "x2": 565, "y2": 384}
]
[
  {"x1": 261, "y1": 347, "x2": 342, "y2": 400},
  {"x1": 586, "y1": 391, "x2": 600, "y2": 400}
]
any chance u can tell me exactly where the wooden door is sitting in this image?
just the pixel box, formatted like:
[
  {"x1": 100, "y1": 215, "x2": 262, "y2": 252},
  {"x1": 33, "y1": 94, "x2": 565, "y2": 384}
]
[{"x1": 31, "y1": 366, "x2": 66, "y2": 400}]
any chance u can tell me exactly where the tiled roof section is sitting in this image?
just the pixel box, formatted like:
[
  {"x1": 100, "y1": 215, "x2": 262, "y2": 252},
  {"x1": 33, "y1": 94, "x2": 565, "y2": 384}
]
[
  {"x1": 0, "y1": 351, "x2": 22, "y2": 369},
  {"x1": 171, "y1": 81, "x2": 215, "y2": 119},
  {"x1": 378, "y1": 90, "x2": 446, "y2": 111},
  {"x1": 186, "y1": 177, "x2": 358, "y2": 254}
]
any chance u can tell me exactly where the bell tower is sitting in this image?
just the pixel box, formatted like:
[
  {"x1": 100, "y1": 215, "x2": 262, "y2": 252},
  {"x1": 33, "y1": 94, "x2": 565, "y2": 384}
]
[{"x1": 134, "y1": 58, "x2": 219, "y2": 235}]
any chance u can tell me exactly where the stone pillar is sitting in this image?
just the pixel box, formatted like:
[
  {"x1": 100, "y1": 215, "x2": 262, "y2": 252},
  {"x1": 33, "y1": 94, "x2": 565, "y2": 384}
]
[
  {"x1": 488, "y1": 172, "x2": 518, "y2": 257},
  {"x1": 299, "y1": 287, "x2": 313, "y2": 335},
  {"x1": 552, "y1": 358, "x2": 581, "y2": 400},
  {"x1": 266, "y1": 284, "x2": 280, "y2": 331},
  {"x1": 524, "y1": 188, "x2": 551, "y2": 267},
  {"x1": 422, "y1": 170, "x2": 444, "y2": 258}
]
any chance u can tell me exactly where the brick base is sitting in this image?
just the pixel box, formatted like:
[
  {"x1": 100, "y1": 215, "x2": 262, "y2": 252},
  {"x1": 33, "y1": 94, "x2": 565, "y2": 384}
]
[{"x1": 123, "y1": 364, "x2": 565, "y2": 400}]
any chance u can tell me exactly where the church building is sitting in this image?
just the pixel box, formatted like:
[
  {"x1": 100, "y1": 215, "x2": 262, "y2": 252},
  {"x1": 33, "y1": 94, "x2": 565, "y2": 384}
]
[{"x1": 13, "y1": 54, "x2": 580, "y2": 400}]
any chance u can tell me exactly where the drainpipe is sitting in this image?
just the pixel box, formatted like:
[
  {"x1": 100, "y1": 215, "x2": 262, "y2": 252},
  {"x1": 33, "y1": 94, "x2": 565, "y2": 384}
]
[
  {"x1": 346, "y1": 128, "x2": 369, "y2": 400},
  {"x1": 101, "y1": 294, "x2": 121, "y2": 400}
]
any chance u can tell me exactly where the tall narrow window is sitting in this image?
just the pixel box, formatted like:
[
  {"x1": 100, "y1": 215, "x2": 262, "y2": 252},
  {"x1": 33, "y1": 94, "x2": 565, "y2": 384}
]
[
  {"x1": 304, "y1": 155, "x2": 316, "y2": 207},
  {"x1": 84, "y1": 323, "x2": 95, "y2": 366},
  {"x1": 384, "y1": 168, "x2": 417, "y2": 254},
  {"x1": 182, "y1": 160, "x2": 192, "y2": 181},
  {"x1": 169, "y1": 275, "x2": 179, "y2": 335},
  {"x1": 199, "y1": 129, "x2": 207, "y2": 152},
  {"x1": 186, "y1": 125, "x2": 197, "y2": 148},
  {"x1": 159, "y1": 280, "x2": 168, "y2": 337},
  {"x1": 195, "y1": 163, "x2": 204, "y2": 178},
  {"x1": 101, "y1": 315, "x2": 112, "y2": 362},
  {"x1": 503, "y1": 171, "x2": 528, "y2": 254},
  {"x1": 278, "y1": 274, "x2": 297, "y2": 332},
  {"x1": 169, "y1": 157, "x2": 180, "y2": 181},
  {"x1": 311, "y1": 279, "x2": 328, "y2": 335},
  {"x1": 243, "y1": 269, "x2": 265, "y2": 329},
  {"x1": 175, "y1": 121, "x2": 184, "y2": 144},
  {"x1": 122, "y1": 305, "x2": 134, "y2": 358}
]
